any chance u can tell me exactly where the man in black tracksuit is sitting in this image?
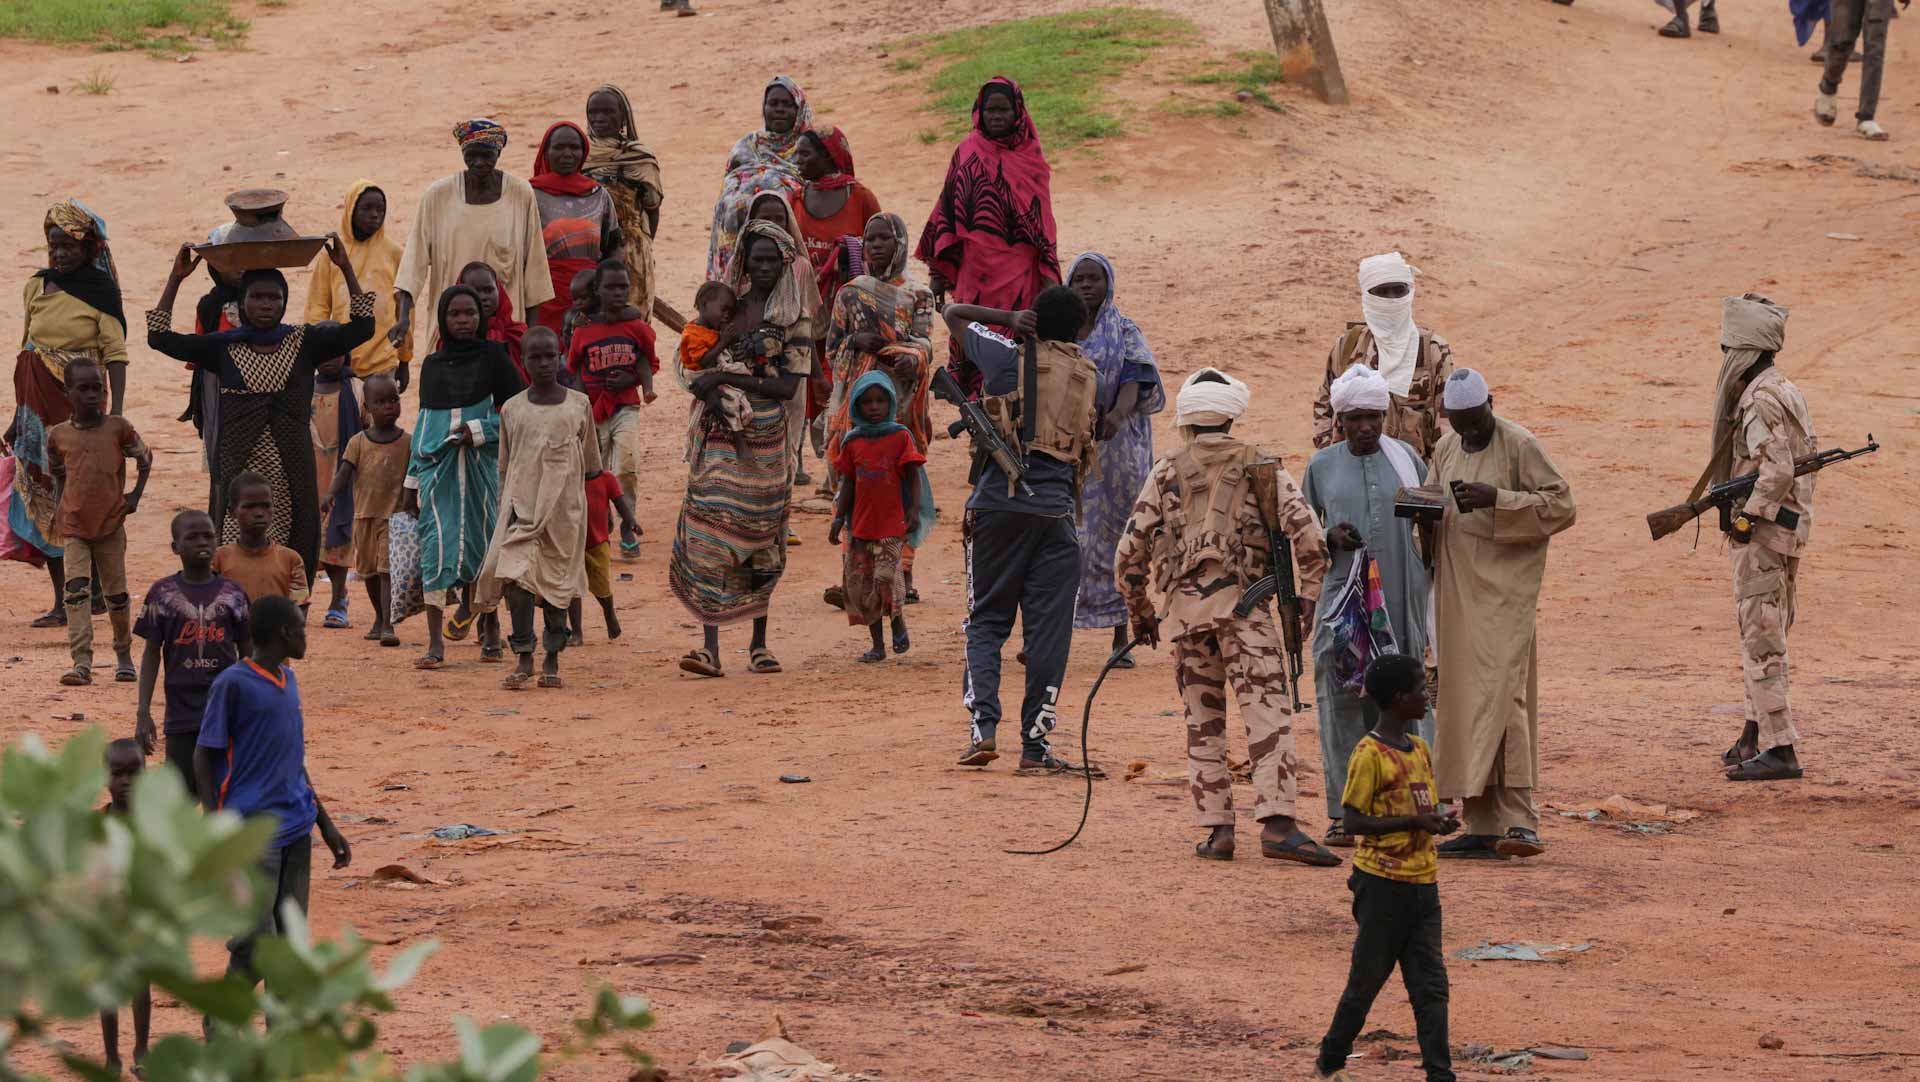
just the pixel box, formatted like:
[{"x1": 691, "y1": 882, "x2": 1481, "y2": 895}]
[{"x1": 941, "y1": 286, "x2": 1097, "y2": 772}]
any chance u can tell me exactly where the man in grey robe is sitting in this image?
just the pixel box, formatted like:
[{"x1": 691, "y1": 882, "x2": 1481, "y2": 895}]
[{"x1": 1302, "y1": 364, "x2": 1434, "y2": 849}]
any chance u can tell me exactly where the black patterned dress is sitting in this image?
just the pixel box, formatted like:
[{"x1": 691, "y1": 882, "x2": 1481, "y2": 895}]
[{"x1": 147, "y1": 293, "x2": 374, "y2": 576}]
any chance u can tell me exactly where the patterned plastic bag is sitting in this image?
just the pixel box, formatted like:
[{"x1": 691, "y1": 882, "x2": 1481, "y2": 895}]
[{"x1": 386, "y1": 511, "x2": 426, "y2": 624}]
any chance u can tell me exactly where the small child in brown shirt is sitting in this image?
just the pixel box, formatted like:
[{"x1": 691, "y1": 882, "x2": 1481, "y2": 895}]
[
  {"x1": 46, "y1": 358, "x2": 151, "y2": 685},
  {"x1": 213, "y1": 472, "x2": 310, "y2": 607},
  {"x1": 323, "y1": 373, "x2": 409, "y2": 645}
]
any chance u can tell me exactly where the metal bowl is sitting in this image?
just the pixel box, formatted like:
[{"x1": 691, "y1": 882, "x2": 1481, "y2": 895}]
[{"x1": 192, "y1": 237, "x2": 329, "y2": 276}]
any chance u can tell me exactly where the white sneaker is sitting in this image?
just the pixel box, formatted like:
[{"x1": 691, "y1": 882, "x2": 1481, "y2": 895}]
[
  {"x1": 1858, "y1": 118, "x2": 1889, "y2": 140},
  {"x1": 1815, "y1": 93, "x2": 1838, "y2": 125}
]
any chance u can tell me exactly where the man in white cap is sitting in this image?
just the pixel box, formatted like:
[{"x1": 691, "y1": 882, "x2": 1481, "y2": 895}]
[
  {"x1": 1710, "y1": 295, "x2": 1814, "y2": 782},
  {"x1": 1302, "y1": 364, "x2": 1436, "y2": 849},
  {"x1": 1428, "y1": 368, "x2": 1576, "y2": 860},
  {"x1": 1114, "y1": 369, "x2": 1338, "y2": 866},
  {"x1": 1312, "y1": 252, "x2": 1453, "y2": 460}
]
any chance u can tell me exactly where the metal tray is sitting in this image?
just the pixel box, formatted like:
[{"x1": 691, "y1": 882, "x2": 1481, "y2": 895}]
[{"x1": 192, "y1": 237, "x2": 328, "y2": 276}]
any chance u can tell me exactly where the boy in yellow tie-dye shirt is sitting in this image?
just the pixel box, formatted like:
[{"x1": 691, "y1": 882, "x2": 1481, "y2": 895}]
[{"x1": 1314, "y1": 652, "x2": 1459, "y2": 1082}]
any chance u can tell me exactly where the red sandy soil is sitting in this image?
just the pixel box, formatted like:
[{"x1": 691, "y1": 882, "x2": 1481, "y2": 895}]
[{"x1": 3, "y1": 0, "x2": 1917, "y2": 1078}]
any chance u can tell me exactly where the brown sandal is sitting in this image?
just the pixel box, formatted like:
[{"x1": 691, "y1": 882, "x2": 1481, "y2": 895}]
[
  {"x1": 537, "y1": 673, "x2": 562, "y2": 689},
  {"x1": 678, "y1": 649, "x2": 723, "y2": 678},
  {"x1": 502, "y1": 671, "x2": 531, "y2": 691},
  {"x1": 59, "y1": 665, "x2": 91, "y2": 686}
]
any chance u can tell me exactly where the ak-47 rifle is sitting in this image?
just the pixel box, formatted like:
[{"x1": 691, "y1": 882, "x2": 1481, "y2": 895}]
[
  {"x1": 932, "y1": 365, "x2": 1033, "y2": 497},
  {"x1": 1646, "y1": 435, "x2": 1879, "y2": 541},
  {"x1": 1233, "y1": 458, "x2": 1306, "y2": 711}
]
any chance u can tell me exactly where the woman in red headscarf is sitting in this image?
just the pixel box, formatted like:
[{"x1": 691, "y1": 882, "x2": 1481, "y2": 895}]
[
  {"x1": 788, "y1": 126, "x2": 882, "y2": 433},
  {"x1": 915, "y1": 77, "x2": 1060, "y2": 397},
  {"x1": 529, "y1": 122, "x2": 620, "y2": 333}
]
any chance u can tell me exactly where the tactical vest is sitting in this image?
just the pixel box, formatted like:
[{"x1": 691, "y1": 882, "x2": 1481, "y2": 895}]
[
  {"x1": 1150, "y1": 441, "x2": 1267, "y2": 597},
  {"x1": 981, "y1": 340, "x2": 1099, "y2": 490}
]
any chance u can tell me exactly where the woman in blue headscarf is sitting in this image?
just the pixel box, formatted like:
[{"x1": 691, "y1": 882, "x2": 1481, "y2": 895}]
[
  {"x1": 149, "y1": 236, "x2": 375, "y2": 577},
  {"x1": 829, "y1": 369, "x2": 933, "y2": 662},
  {"x1": 1067, "y1": 251, "x2": 1165, "y2": 665}
]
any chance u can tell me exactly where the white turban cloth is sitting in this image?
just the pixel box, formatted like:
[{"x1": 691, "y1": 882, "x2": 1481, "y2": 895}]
[
  {"x1": 1329, "y1": 363, "x2": 1391, "y2": 415},
  {"x1": 1176, "y1": 368, "x2": 1251, "y2": 428},
  {"x1": 1441, "y1": 367, "x2": 1490, "y2": 410},
  {"x1": 1358, "y1": 251, "x2": 1420, "y2": 397}
]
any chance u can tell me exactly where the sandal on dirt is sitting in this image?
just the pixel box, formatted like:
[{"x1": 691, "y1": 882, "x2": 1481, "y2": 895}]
[
  {"x1": 1437, "y1": 833, "x2": 1509, "y2": 860},
  {"x1": 1493, "y1": 827, "x2": 1547, "y2": 857},
  {"x1": 30, "y1": 610, "x2": 67, "y2": 629},
  {"x1": 1726, "y1": 750, "x2": 1804, "y2": 781},
  {"x1": 859, "y1": 648, "x2": 885, "y2": 664},
  {"x1": 414, "y1": 653, "x2": 444, "y2": 671},
  {"x1": 619, "y1": 538, "x2": 641, "y2": 559},
  {"x1": 114, "y1": 663, "x2": 137, "y2": 683},
  {"x1": 538, "y1": 673, "x2": 563, "y2": 689},
  {"x1": 892, "y1": 625, "x2": 911, "y2": 655},
  {"x1": 59, "y1": 665, "x2": 91, "y2": 686},
  {"x1": 678, "y1": 649, "x2": 723, "y2": 678},
  {"x1": 749, "y1": 647, "x2": 782, "y2": 674},
  {"x1": 957, "y1": 739, "x2": 998, "y2": 766},
  {"x1": 1324, "y1": 822, "x2": 1355, "y2": 849},
  {"x1": 822, "y1": 585, "x2": 846, "y2": 610},
  {"x1": 1720, "y1": 741, "x2": 1756, "y2": 766},
  {"x1": 1194, "y1": 838, "x2": 1235, "y2": 861},
  {"x1": 502, "y1": 671, "x2": 532, "y2": 691},
  {"x1": 1261, "y1": 831, "x2": 1342, "y2": 867},
  {"x1": 479, "y1": 645, "x2": 506, "y2": 663},
  {"x1": 1016, "y1": 755, "x2": 1107, "y2": 778},
  {"x1": 363, "y1": 626, "x2": 384, "y2": 641},
  {"x1": 323, "y1": 604, "x2": 350, "y2": 629},
  {"x1": 904, "y1": 587, "x2": 921, "y2": 605},
  {"x1": 380, "y1": 631, "x2": 402, "y2": 647},
  {"x1": 444, "y1": 611, "x2": 475, "y2": 642}
]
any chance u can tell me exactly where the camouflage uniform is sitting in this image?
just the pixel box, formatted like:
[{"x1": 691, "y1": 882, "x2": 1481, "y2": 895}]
[
  {"x1": 1311, "y1": 325, "x2": 1453, "y2": 460},
  {"x1": 1728, "y1": 368, "x2": 1816, "y2": 752},
  {"x1": 1115, "y1": 435, "x2": 1329, "y2": 826}
]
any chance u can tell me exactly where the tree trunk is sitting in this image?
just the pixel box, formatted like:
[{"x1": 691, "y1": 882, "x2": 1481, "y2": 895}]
[{"x1": 1262, "y1": 0, "x2": 1350, "y2": 105}]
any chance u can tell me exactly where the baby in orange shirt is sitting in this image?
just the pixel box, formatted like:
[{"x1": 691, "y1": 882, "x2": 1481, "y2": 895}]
[{"x1": 677, "y1": 281, "x2": 755, "y2": 458}]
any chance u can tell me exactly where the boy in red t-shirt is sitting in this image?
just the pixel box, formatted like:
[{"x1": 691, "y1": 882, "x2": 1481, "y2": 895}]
[
  {"x1": 570, "y1": 469, "x2": 641, "y2": 645},
  {"x1": 567, "y1": 259, "x2": 657, "y2": 558},
  {"x1": 829, "y1": 373, "x2": 927, "y2": 662}
]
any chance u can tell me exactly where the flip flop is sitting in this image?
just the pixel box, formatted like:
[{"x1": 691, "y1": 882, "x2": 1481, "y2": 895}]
[
  {"x1": 323, "y1": 604, "x2": 350, "y2": 629},
  {"x1": 1194, "y1": 838, "x2": 1234, "y2": 861},
  {"x1": 619, "y1": 538, "x2": 641, "y2": 559},
  {"x1": 114, "y1": 663, "x2": 137, "y2": 683},
  {"x1": 678, "y1": 649, "x2": 723, "y2": 678},
  {"x1": 1726, "y1": 751, "x2": 1804, "y2": 781},
  {"x1": 749, "y1": 647, "x2": 782, "y2": 674},
  {"x1": 1261, "y1": 831, "x2": 1342, "y2": 867},
  {"x1": 1324, "y1": 822, "x2": 1355, "y2": 849},
  {"x1": 859, "y1": 648, "x2": 885, "y2": 663},
  {"x1": 538, "y1": 673, "x2": 563, "y2": 689},
  {"x1": 444, "y1": 611, "x2": 475, "y2": 642},
  {"x1": 479, "y1": 646, "x2": 506, "y2": 663},
  {"x1": 29, "y1": 610, "x2": 66, "y2": 629},
  {"x1": 413, "y1": 653, "x2": 444, "y2": 671},
  {"x1": 380, "y1": 631, "x2": 402, "y2": 647},
  {"x1": 1015, "y1": 755, "x2": 1107, "y2": 778},
  {"x1": 60, "y1": 666, "x2": 92, "y2": 686},
  {"x1": 363, "y1": 626, "x2": 383, "y2": 641},
  {"x1": 903, "y1": 587, "x2": 921, "y2": 605},
  {"x1": 502, "y1": 671, "x2": 531, "y2": 691},
  {"x1": 892, "y1": 625, "x2": 911, "y2": 655},
  {"x1": 1493, "y1": 828, "x2": 1547, "y2": 858}
]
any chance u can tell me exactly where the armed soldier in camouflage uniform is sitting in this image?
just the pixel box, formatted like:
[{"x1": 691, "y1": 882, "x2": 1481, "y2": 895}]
[
  {"x1": 1115, "y1": 369, "x2": 1337, "y2": 866},
  {"x1": 1712, "y1": 296, "x2": 1815, "y2": 783},
  {"x1": 1310, "y1": 252, "x2": 1452, "y2": 460}
]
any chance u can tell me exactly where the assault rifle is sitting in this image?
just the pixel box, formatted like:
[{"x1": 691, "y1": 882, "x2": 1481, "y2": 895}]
[
  {"x1": 1646, "y1": 435, "x2": 1879, "y2": 541},
  {"x1": 1233, "y1": 458, "x2": 1306, "y2": 711},
  {"x1": 932, "y1": 365, "x2": 1033, "y2": 497}
]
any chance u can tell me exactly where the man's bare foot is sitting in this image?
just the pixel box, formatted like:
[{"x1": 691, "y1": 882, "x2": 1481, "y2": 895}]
[
  {"x1": 1195, "y1": 824, "x2": 1234, "y2": 860},
  {"x1": 604, "y1": 608, "x2": 622, "y2": 640},
  {"x1": 569, "y1": 630, "x2": 586, "y2": 648}
]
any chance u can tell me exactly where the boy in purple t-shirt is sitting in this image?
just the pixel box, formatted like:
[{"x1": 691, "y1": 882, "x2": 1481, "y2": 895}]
[
  {"x1": 195, "y1": 595, "x2": 350, "y2": 992},
  {"x1": 134, "y1": 510, "x2": 250, "y2": 793}
]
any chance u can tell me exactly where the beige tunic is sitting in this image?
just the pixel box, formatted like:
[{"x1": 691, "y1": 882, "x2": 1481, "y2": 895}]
[
  {"x1": 394, "y1": 173, "x2": 555, "y2": 348},
  {"x1": 1429, "y1": 417, "x2": 1576, "y2": 799},
  {"x1": 476, "y1": 388, "x2": 601, "y2": 608}
]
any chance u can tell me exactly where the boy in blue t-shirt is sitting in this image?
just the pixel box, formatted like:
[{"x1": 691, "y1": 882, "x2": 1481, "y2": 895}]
[
  {"x1": 195, "y1": 595, "x2": 350, "y2": 990},
  {"x1": 134, "y1": 510, "x2": 250, "y2": 794}
]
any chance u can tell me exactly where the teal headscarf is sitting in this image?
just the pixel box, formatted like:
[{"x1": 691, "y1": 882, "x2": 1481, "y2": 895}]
[{"x1": 843, "y1": 370, "x2": 936, "y2": 548}]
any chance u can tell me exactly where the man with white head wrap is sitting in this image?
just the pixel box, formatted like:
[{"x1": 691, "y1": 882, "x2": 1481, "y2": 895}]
[
  {"x1": 1711, "y1": 295, "x2": 1816, "y2": 782},
  {"x1": 1115, "y1": 369, "x2": 1338, "y2": 866},
  {"x1": 1428, "y1": 368, "x2": 1576, "y2": 860},
  {"x1": 1302, "y1": 364, "x2": 1436, "y2": 847},
  {"x1": 1312, "y1": 252, "x2": 1453, "y2": 459}
]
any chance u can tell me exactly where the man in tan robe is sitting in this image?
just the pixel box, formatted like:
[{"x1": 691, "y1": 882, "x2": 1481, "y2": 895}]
[
  {"x1": 1428, "y1": 368, "x2": 1576, "y2": 860},
  {"x1": 1711, "y1": 295, "x2": 1815, "y2": 783}
]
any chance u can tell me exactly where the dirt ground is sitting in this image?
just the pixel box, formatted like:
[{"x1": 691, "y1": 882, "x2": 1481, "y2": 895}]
[{"x1": 4, "y1": 0, "x2": 1918, "y2": 1077}]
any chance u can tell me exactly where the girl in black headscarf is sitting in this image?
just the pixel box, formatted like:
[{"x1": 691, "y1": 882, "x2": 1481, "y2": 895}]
[{"x1": 148, "y1": 237, "x2": 374, "y2": 576}]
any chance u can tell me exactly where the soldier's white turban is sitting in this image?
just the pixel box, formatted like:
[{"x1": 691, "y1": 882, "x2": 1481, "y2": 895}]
[{"x1": 1176, "y1": 368, "x2": 1250, "y2": 428}]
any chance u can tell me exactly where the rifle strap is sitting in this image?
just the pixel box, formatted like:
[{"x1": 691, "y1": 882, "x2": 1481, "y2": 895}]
[{"x1": 1685, "y1": 427, "x2": 1738, "y2": 503}]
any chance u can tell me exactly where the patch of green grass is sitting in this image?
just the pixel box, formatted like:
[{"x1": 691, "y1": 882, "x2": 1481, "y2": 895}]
[
  {"x1": 1157, "y1": 94, "x2": 1243, "y2": 119},
  {"x1": 889, "y1": 56, "x2": 922, "y2": 73},
  {"x1": 0, "y1": 0, "x2": 248, "y2": 51},
  {"x1": 915, "y1": 128, "x2": 943, "y2": 146},
  {"x1": 896, "y1": 7, "x2": 1195, "y2": 148},
  {"x1": 74, "y1": 64, "x2": 115, "y2": 93},
  {"x1": 1181, "y1": 54, "x2": 1287, "y2": 113}
]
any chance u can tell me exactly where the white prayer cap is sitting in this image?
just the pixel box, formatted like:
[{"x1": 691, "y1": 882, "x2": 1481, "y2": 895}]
[
  {"x1": 1441, "y1": 367, "x2": 1490, "y2": 410},
  {"x1": 1358, "y1": 251, "x2": 1416, "y2": 293},
  {"x1": 1176, "y1": 368, "x2": 1251, "y2": 428},
  {"x1": 1329, "y1": 363, "x2": 1391, "y2": 415}
]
